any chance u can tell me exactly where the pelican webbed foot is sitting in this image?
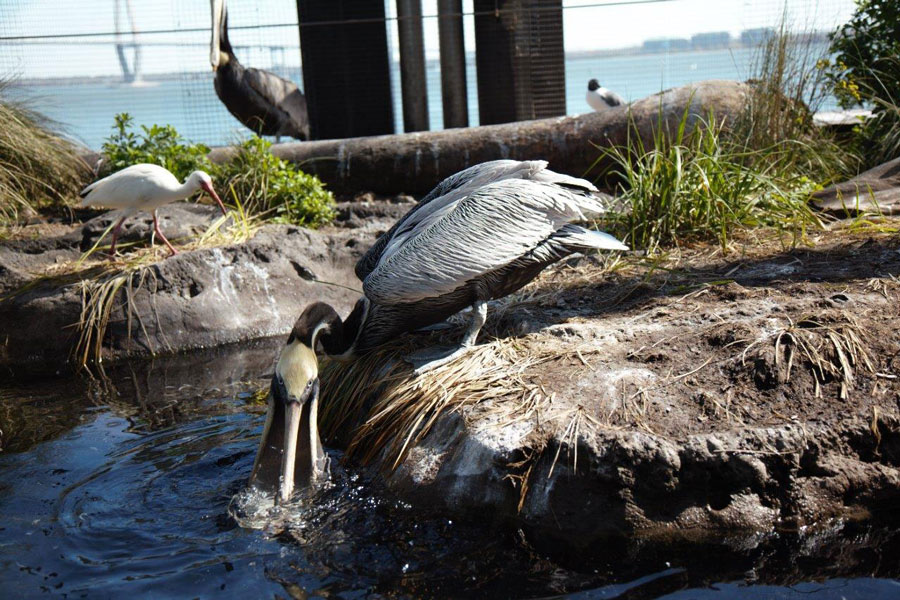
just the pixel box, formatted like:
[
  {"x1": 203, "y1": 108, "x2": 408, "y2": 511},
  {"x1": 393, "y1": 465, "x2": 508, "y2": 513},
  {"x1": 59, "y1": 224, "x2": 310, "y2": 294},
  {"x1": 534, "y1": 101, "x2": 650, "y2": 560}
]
[{"x1": 406, "y1": 300, "x2": 487, "y2": 375}]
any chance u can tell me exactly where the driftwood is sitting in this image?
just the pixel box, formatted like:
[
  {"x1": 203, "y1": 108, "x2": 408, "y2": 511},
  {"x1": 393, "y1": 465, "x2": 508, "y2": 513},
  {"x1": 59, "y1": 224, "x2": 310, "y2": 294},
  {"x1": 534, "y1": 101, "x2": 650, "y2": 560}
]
[
  {"x1": 209, "y1": 80, "x2": 749, "y2": 195},
  {"x1": 811, "y1": 157, "x2": 900, "y2": 216}
]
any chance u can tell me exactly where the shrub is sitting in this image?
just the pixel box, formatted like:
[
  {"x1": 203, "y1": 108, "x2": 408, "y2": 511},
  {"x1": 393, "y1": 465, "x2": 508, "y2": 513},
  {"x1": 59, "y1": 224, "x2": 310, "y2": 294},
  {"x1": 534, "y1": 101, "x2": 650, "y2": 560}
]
[
  {"x1": 824, "y1": 0, "x2": 900, "y2": 166},
  {"x1": 101, "y1": 115, "x2": 334, "y2": 227},
  {"x1": 825, "y1": 0, "x2": 900, "y2": 110},
  {"x1": 100, "y1": 113, "x2": 213, "y2": 181},
  {"x1": 217, "y1": 136, "x2": 335, "y2": 227}
]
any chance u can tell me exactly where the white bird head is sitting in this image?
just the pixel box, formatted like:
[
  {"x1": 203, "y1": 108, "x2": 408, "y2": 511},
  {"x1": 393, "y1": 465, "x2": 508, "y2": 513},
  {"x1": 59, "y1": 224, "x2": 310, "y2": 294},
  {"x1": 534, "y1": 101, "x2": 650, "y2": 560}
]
[{"x1": 186, "y1": 171, "x2": 227, "y2": 217}]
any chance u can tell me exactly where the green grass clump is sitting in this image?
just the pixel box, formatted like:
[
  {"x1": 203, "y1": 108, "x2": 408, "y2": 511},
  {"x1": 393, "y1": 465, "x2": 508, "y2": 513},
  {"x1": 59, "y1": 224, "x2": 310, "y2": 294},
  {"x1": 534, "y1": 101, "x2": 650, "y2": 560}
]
[
  {"x1": 738, "y1": 31, "x2": 856, "y2": 186},
  {"x1": 599, "y1": 107, "x2": 821, "y2": 254},
  {"x1": 217, "y1": 136, "x2": 335, "y2": 227},
  {"x1": 0, "y1": 84, "x2": 92, "y2": 227},
  {"x1": 101, "y1": 115, "x2": 334, "y2": 228}
]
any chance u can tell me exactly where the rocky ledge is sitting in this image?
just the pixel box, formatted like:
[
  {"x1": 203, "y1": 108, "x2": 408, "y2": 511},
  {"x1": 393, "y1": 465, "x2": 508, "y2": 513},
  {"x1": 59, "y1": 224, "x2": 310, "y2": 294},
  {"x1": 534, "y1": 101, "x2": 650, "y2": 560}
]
[
  {"x1": 0, "y1": 198, "x2": 410, "y2": 375},
  {"x1": 318, "y1": 231, "x2": 900, "y2": 548}
]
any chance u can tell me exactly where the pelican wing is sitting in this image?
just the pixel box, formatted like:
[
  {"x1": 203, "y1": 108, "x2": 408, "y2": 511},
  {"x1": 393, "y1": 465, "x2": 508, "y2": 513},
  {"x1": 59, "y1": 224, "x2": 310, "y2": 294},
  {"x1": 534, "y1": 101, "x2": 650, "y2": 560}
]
[
  {"x1": 243, "y1": 67, "x2": 308, "y2": 132},
  {"x1": 355, "y1": 160, "x2": 597, "y2": 281},
  {"x1": 362, "y1": 178, "x2": 610, "y2": 304}
]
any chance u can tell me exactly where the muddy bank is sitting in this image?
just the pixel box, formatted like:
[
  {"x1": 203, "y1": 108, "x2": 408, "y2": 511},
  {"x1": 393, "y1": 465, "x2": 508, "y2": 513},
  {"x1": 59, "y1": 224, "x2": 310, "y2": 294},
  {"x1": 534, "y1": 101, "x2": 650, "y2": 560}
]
[
  {"x1": 208, "y1": 80, "x2": 748, "y2": 195},
  {"x1": 320, "y1": 231, "x2": 900, "y2": 545}
]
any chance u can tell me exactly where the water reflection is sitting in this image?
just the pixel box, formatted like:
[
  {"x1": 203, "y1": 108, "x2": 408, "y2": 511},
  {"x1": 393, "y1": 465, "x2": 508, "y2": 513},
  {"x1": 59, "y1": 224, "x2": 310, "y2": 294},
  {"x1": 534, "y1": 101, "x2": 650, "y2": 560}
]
[{"x1": 0, "y1": 341, "x2": 899, "y2": 598}]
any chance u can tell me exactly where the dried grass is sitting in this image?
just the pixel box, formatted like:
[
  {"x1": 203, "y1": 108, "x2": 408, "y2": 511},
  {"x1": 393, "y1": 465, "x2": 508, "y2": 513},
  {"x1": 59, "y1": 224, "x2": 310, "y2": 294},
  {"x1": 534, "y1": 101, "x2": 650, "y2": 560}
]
[
  {"x1": 318, "y1": 327, "x2": 610, "y2": 474},
  {"x1": 742, "y1": 314, "x2": 875, "y2": 399}
]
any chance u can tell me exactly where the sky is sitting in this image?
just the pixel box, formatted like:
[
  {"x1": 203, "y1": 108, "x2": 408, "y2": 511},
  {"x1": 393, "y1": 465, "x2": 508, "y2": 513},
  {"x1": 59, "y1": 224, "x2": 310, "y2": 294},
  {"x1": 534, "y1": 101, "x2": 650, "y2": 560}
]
[{"x1": 0, "y1": 0, "x2": 857, "y2": 80}]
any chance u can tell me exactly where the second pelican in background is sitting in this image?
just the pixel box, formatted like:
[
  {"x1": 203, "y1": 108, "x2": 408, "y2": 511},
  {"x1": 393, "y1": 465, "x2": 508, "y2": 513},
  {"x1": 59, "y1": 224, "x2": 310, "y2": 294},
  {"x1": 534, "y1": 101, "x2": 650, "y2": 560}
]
[{"x1": 210, "y1": 0, "x2": 309, "y2": 141}]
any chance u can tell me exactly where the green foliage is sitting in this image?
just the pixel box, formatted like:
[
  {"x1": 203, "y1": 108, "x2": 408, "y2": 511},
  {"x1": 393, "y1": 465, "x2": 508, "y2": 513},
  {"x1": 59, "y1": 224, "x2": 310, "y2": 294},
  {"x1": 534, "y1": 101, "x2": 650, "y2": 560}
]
[
  {"x1": 1, "y1": 83, "x2": 92, "y2": 228},
  {"x1": 100, "y1": 113, "x2": 213, "y2": 181},
  {"x1": 217, "y1": 136, "x2": 335, "y2": 227},
  {"x1": 597, "y1": 107, "x2": 821, "y2": 255},
  {"x1": 101, "y1": 115, "x2": 334, "y2": 227},
  {"x1": 824, "y1": 0, "x2": 900, "y2": 109},
  {"x1": 823, "y1": 0, "x2": 900, "y2": 166}
]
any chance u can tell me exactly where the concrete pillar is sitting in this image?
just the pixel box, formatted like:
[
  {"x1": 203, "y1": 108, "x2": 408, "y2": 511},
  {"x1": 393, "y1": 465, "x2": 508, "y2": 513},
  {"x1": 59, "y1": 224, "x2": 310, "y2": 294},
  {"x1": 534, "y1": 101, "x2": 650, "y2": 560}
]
[
  {"x1": 473, "y1": 0, "x2": 566, "y2": 125},
  {"x1": 296, "y1": 0, "x2": 394, "y2": 139}
]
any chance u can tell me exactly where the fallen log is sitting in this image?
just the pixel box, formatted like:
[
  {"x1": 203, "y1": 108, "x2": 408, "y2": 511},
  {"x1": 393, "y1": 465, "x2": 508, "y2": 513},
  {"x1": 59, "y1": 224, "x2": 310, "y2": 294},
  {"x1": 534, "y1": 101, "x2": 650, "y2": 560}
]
[{"x1": 209, "y1": 79, "x2": 749, "y2": 195}]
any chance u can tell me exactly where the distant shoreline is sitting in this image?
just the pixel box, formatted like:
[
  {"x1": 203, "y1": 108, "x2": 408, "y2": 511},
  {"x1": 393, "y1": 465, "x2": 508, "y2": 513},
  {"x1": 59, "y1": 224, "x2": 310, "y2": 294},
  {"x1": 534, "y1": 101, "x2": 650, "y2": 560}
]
[{"x1": 10, "y1": 37, "x2": 830, "y2": 88}]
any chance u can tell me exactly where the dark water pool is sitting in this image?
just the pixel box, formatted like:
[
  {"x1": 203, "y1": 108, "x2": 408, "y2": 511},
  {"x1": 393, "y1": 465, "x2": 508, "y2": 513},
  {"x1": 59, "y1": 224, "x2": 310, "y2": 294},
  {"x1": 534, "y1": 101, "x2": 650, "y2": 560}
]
[{"x1": 2, "y1": 341, "x2": 900, "y2": 599}]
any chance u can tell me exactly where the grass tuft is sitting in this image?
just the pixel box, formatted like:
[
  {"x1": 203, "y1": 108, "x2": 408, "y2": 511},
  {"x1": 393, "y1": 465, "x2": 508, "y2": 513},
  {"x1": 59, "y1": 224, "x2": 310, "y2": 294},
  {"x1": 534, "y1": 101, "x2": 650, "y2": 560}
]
[
  {"x1": 318, "y1": 333, "x2": 595, "y2": 472},
  {"x1": 597, "y1": 106, "x2": 823, "y2": 254},
  {"x1": 0, "y1": 81, "x2": 92, "y2": 230}
]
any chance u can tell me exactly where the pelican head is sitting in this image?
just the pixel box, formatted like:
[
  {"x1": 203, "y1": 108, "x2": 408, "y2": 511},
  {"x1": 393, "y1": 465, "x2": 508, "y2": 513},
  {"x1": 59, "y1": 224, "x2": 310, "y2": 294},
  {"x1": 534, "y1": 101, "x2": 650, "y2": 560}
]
[
  {"x1": 186, "y1": 170, "x2": 227, "y2": 216},
  {"x1": 249, "y1": 305, "x2": 334, "y2": 503},
  {"x1": 588, "y1": 79, "x2": 600, "y2": 91},
  {"x1": 210, "y1": 0, "x2": 229, "y2": 71}
]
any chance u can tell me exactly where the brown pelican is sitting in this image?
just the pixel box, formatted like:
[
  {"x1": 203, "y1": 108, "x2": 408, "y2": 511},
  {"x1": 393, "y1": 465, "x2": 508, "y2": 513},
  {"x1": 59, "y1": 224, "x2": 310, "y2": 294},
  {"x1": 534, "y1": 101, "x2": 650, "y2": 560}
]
[
  {"x1": 248, "y1": 160, "x2": 627, "y2": 501},
  {"x1": 210, "y1": 0, "x2": 309, "y2": 141},
  {"x1": 587, "y1": 79, "x2": 625, "y2": 112}
]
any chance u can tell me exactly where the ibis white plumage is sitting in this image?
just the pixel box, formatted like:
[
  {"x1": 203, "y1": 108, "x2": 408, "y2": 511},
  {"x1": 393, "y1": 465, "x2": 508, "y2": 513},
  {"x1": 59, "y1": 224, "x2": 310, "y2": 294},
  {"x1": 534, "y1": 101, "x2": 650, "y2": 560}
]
[{"x1": 79, "y1": 163, "x2": 227, "y2": 257}]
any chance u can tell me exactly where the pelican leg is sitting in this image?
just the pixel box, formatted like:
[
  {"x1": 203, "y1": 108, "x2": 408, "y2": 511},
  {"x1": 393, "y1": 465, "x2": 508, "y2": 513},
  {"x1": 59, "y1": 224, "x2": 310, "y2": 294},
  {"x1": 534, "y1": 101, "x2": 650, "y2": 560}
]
[
  {"x1": 407, "y1": 300, "x2": 488, "y2": 374},
  {"x1": 152, "y1": 210, "x2": 178, "y2": 256},
  {"x1": 107, "y1": 215, "x2": 128, "y2": 258}
]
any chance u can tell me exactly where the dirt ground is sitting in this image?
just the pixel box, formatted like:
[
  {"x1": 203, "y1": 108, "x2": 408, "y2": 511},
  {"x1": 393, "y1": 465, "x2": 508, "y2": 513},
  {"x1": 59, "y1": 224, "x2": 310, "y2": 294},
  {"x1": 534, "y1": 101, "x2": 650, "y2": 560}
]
[{"x1": 332, "y1": 224, "x2": 900, "y2": 546}]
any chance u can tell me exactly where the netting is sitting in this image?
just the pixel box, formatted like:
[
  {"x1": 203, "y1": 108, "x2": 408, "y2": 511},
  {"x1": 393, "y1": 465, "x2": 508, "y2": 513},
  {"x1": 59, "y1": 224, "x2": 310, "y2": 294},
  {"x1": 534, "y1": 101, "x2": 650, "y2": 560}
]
[{"x1": 0, "y1": 0, "x2": 855, "y2": 149}]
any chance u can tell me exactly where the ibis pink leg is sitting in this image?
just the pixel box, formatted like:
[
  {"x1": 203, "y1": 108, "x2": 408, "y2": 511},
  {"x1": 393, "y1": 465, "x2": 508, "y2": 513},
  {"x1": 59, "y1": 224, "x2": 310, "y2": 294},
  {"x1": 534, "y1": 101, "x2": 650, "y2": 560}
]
[
  {"x1": 152, "y1": 210, "x2": 178, "y2": 256},
  {"x1": 108, "y1": 215, "x2": 128, "y2": 258}
]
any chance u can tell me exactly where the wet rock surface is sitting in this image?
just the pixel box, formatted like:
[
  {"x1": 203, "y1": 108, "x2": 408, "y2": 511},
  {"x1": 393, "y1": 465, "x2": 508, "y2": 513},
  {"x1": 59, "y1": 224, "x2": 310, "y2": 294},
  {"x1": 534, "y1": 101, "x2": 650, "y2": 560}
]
[
  {"x1": 0, "y1": 201, "x2": 387, "y2": 375},
  {"x1": 324, "y1": 231, "x2": 900, "y2": 544}
]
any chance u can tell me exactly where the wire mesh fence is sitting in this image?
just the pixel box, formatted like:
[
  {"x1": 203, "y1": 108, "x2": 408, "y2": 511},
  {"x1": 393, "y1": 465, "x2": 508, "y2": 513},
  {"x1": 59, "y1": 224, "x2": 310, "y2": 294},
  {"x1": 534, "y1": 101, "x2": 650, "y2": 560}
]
[{"x1": 0, "y1": 0, "x2": 855, "y2": 149}]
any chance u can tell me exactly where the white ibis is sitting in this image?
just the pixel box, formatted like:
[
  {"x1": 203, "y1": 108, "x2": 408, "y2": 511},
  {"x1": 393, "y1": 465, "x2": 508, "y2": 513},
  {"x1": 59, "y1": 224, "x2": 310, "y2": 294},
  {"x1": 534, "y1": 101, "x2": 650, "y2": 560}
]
[
  {"x1": 79, "y1": 163, "x2": 227, "y2": 257},
  {"x1": 210, "y1": 0, "x2": 309, "y2": 142},
  {"x1": 587, "y1": 79, "x2": 625, "y2": 112}
]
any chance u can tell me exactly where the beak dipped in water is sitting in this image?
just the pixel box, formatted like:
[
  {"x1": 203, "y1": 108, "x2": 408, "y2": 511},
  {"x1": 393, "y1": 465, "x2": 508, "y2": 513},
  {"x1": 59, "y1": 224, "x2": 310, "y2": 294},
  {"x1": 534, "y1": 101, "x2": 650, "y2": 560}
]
[{"x1": 248, "y1": 340, "x2": 328, "y2": 503}]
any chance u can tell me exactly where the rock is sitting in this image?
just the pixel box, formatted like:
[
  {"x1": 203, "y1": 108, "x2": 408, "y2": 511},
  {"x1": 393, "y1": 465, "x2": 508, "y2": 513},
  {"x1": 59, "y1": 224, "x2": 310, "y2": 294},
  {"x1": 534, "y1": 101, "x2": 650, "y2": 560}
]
[
  {"x1": 79, "y1": 203, "x2": 229, "y2": 251},
  {"x1": 0, "y1": 221, "x2": 378, "y2": 376},
  {"x1": 320, "y1": 234, "x2": 900, "y2": 546},
  {"x1": 811, "y1": 157, "x2": 900, "y2": 216}
]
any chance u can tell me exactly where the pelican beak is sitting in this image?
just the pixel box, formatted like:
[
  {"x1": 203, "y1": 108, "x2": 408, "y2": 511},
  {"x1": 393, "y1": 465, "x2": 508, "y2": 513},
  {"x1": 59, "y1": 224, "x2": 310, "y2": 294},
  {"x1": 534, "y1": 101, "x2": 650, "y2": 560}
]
[
  {"x1": 249, "y1": 341, "x2": 327, "y2": 503},
  {"x1": 210, "y1": 0, "x2": 224, "y2": 71},
  {"x1": 201, "y1": 182, "x2": 228, "y2": 216}
]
